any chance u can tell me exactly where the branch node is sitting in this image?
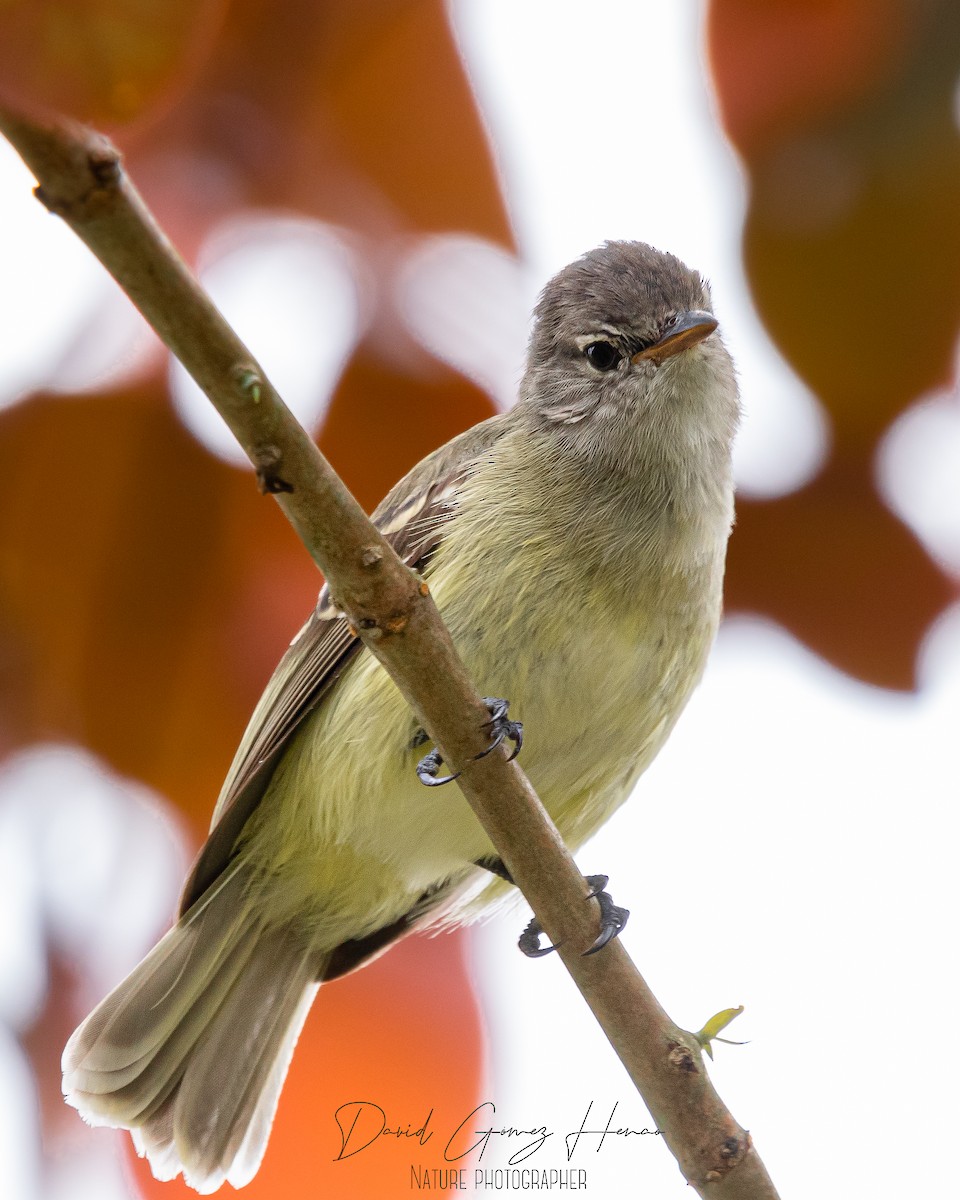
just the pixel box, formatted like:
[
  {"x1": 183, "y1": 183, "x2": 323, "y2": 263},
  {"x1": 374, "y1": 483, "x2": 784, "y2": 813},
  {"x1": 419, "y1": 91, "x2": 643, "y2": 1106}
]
[
  {"x1": 719, "y1": 1136, "x2": 742, "y2": 1160},
  {"x1": 253, "y1": 444, "x2": 294, "y2": 495},
  {"x1": 33, "y1": 184, "x2": 55, "y2": 213},
  {"x1": 88, "y1": 145, "x2": 122, "y2": 187},
  {"x1": 360, "y1": 545, "x2": 383, "y2": 568},
  {"x1": 232, "y1": 364, "x2": 263, "y2": 403},
  {"x1": 667, "y1": 1041, "x2": 700, "y2": 1075},
  {"x1": 689, "y1": 1130, "x2": 751, "y2": 1187},
  {"x1": 32, "y1": 132, "x2": 122, "y2": 217}
]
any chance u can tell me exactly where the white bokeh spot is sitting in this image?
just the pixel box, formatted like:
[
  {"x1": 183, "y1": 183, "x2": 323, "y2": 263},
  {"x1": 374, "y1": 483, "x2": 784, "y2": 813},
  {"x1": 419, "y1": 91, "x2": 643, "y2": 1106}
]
[
  {"x1": 451, "y1": 0, "x2": 829, "y2": 498},
  {"x1": 877, "y1": 387, "x2": 960, "y2": 575},
  {"x1": 396, "y1": 235, "x2": 532, "y2": 410},
  {"x1": 169, "y1": 214, "x2": 362, "y2": 466},
  {"x1": 0, "y1": 744, "x2": 187, "y2": 1200},
  {"x1": 0, "y1": 142, "x2": 145, "y2": 412}
]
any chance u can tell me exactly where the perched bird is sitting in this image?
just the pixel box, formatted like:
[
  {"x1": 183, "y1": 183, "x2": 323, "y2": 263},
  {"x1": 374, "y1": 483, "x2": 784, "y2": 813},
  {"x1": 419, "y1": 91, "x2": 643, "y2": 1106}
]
[{"x1": 63, "y1": 241, "x2": 740, "y2": 1191}]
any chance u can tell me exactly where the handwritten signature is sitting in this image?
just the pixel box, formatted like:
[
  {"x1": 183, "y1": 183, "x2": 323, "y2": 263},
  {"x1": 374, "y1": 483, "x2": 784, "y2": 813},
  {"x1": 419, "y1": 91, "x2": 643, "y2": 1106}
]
[{"x1": 333, "y1": 1100, "x2": 660, "y2": 1165}]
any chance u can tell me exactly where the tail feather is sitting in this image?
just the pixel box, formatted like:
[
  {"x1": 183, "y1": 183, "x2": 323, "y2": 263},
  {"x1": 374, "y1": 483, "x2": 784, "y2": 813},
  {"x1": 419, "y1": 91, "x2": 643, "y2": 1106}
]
[
  {"x1": 75, "y1": 925, "x2": 262, "y2": 1128},
  {"x1": 66, "y1": 921, "x2": 260, "y2": 1116},
  {"x1": 62, "y1": 865, "x2": 326, "y2": 1191},
  {"x1": 65, "y1": 865, "x2": 253, "y2": 1093},
  {"x1": 173, "y1": 927, "x2": 319, "y2": 1188},
  {"x1": 130, "y1": 1101, "x2": 180, "y2": 1182},
  {"x1": 226, "y1": 984, "x2": 319, "y2": 1186}
]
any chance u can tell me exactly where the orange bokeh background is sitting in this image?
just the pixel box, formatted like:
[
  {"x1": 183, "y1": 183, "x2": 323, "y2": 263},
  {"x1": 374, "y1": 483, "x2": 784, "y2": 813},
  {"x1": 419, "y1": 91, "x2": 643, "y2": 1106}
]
[{"x1": 1, "y1": 0, "x2": 958, "y2": 1196}]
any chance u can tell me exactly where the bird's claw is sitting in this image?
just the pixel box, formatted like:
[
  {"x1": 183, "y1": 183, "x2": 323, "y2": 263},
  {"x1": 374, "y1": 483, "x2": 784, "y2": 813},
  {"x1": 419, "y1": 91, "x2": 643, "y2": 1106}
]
[
  {"x1": 415, "y1": 748, "x2": 460, "y2": 787},
  {"x1": 474, "y1": 697, "x2": 523, "y2": 763},
  {"x1": 414, "y1": 697, "x2": 523, "y2": 788},
  {"x1": 517, "y1": 873, "x2": 629, "y2": 959},
  {"x1": 518, "y1": 914, "x2": 560, "y2": 958},
  {"x1": 582, "y1": 874, "x2": 630, "y2": 955}
]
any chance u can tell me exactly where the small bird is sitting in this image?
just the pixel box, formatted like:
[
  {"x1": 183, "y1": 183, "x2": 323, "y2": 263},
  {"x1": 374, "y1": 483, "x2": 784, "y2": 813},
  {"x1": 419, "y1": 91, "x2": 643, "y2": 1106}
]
[{"x1": 62, "y1": 241, "x2": 740, "y2": 1191}]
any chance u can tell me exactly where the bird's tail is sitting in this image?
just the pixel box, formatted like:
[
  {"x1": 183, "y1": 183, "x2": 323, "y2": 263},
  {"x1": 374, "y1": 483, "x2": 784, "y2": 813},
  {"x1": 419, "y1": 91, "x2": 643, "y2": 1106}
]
[{"x1": 62, "y1": 864, "x2": 323, "y2": 1193}]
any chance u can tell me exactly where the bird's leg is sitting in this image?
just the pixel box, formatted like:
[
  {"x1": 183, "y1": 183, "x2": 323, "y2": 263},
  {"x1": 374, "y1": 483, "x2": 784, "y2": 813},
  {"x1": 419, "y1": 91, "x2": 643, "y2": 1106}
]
[
  {"x1": 475, "y1": 855, "x2": 513, "y2": 882},
  {"x1": 475, "y1": 856, "x2": 553, "y2": 957},
  {"x1": 413, "y1": 697, "x2": 523, "y2": 787},
  {"x1": 474, "y1": 861, "x2": 629, "y2": 958}
]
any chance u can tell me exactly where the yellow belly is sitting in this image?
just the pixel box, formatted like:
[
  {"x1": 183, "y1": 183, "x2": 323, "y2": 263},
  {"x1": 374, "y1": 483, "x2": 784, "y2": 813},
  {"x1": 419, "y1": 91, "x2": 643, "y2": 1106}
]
[
  {"x1": 241, "y1": 544, "x2": 718, "y2": 941},
  {"x1": 241, "y1": 444, "x2": 728, "y2": 943}
]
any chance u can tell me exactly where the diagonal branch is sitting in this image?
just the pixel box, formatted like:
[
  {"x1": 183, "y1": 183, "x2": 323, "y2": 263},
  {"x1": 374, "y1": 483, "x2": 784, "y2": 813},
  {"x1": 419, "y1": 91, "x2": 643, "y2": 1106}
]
[{"x1": 0, "y1": 107, "x2": 780, "y2": 1199}]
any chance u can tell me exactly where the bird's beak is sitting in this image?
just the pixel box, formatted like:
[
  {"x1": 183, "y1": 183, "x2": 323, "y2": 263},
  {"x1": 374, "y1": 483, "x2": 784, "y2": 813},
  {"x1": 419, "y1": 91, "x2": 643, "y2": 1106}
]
[{"x1": 631, "y1": 310, "x2": 718, "y2": 365}]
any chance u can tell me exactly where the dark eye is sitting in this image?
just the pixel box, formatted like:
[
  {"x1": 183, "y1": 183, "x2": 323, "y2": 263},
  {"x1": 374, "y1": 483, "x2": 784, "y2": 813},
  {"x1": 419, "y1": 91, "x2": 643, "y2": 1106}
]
[{"x1": 584, "y1": 341, "x2": 621, "y2": 372}]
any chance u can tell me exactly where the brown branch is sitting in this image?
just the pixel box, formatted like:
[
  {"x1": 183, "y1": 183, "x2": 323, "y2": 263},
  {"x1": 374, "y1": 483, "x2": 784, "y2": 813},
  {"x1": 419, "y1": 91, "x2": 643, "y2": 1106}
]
[{"x1": 0, "y1": 108, "x2": 780, "y2": 1199}]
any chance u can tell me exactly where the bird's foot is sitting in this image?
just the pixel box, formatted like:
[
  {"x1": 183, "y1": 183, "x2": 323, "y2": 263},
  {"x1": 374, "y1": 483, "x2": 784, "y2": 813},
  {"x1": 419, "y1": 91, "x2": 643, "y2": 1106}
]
[
  {"x1": 518, "y1": 913, "x2": 559, "y2": 958},
  {"x1": 415, "y1": 747, "x2": 458, "y2": 787},
  {"x1": 582, "y1": 874, "x2": 630, "y2": 955},
  {"x1": 517, "y1": 874, "x2": 629, "y2": 958},
  {"x1": 414, "y1": 697, "x2": 523, "y2": 788},
  {"x1": 475, "y1": 697, "x2": 523, "y2": 763}
]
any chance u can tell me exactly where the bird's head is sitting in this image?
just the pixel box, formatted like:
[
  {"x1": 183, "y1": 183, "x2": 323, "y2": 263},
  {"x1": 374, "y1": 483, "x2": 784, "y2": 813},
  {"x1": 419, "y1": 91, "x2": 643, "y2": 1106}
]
[{"x1": 521, "y1": 241, "x2": 739, "y2": 465}]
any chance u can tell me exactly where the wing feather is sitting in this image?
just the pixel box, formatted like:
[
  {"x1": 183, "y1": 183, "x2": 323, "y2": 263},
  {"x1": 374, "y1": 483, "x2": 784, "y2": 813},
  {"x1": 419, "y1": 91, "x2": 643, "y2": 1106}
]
[{"x1": 179, "y1": 415, "x2": 507, "y2": 914}]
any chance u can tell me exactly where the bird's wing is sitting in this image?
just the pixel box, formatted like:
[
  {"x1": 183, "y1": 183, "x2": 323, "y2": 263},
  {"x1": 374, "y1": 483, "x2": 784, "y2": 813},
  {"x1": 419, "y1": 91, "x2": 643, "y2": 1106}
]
[{"x1": 178, "y1": 414, "x2": 508, "y2": 915}]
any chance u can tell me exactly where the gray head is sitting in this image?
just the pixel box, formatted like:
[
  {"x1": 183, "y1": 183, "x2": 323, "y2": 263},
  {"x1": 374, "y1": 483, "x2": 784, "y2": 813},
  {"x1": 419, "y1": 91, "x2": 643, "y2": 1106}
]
[{"x1": 520, "y1": 242, "x2": 739, "y2": 467}]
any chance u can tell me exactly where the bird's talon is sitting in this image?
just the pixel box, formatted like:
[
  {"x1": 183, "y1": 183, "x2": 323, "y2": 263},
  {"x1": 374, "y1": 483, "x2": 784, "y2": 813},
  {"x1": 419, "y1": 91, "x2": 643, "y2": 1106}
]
[
  {"x1": 518, "y1": 916, "x2": 560, "y2": 958},
  {"x1": 583, "y1": 873, "x2": 609, "y2": 899},
  {"x1": 414, "y1": 698, "x2": 521, "y2": 786},
  {"x1": 515, "y1": 874, "x2": 627, "y2": 958},
  {"x1": 416, "y1": 748, "x2": 460, "y2": 787},
  {"x1": 582, "y1": 874, "x2": 629, "y2": 957},
  {"x1": 473, "y1": 697, "x2": 523, "y2": 763}
]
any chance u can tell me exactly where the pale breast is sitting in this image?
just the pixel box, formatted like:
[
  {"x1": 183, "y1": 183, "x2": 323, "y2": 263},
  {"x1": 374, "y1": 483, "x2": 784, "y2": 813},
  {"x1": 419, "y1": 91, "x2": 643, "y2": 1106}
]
[
  {"x1": 430, "y1": 508, "x2": 723, "y2": 852},
  {"x1": 244, "y1": 419, "x2": 731, "y2": 934}
]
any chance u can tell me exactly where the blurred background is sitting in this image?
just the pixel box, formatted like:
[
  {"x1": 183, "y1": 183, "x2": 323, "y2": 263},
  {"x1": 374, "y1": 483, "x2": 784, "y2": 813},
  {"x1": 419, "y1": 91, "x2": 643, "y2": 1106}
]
[{"x1": 1, "y1": 1, "x2": 958, "y2": 1197}]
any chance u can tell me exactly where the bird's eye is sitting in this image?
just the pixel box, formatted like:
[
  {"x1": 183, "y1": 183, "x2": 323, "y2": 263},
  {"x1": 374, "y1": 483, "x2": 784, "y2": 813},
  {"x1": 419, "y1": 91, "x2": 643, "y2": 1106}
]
[{"x1": 584, "y1": 341, "x2": 621, "y2": 372}]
